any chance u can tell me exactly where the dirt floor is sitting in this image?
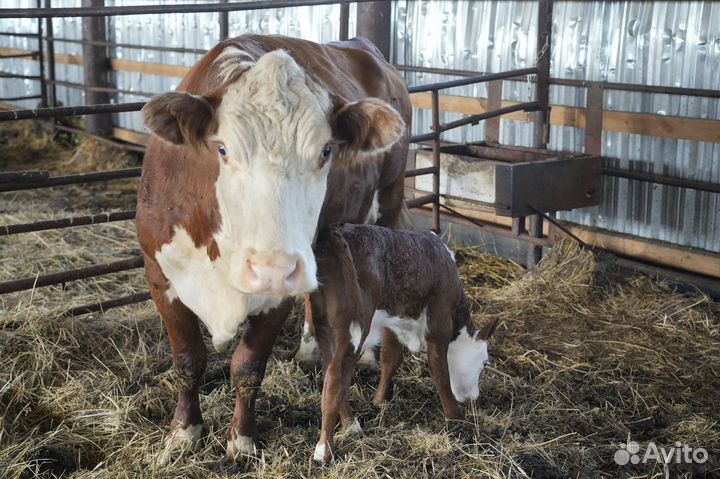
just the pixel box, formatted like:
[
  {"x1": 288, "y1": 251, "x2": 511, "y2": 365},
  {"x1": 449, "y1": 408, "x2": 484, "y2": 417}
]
[{"x1": 1, "y1": 121, "x2": 719, "y2": 478}]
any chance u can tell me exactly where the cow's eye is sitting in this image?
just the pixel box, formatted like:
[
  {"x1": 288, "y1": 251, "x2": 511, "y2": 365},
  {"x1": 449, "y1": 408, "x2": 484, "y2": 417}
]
[
  {"x1": 218, "y1": 144, "x2": 227, "y2": 156},
  {"x1": 322, "y1": 145, "x2": 332, "y2": 158}
]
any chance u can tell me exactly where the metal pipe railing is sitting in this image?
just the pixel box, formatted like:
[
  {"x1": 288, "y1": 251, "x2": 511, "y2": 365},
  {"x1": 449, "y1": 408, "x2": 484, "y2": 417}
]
[
  {"x1": 0, "y1": 168, "x2": 142, "y2": 192},
  {"x1": 0, "y1": 0, "x2": 380, "y2": 18},
  {"x1": 0, "y1": 102, "x2": 145, "y2": 121},
  {"x1": 407, "y1": 67, "x2": 538, "y2": 94},
  {"x1": 0, "y1": 256, "x2": 144, "y2": 295},
  {"x1": 0, "y1": 210, "x2": 136, "y2": 236}
]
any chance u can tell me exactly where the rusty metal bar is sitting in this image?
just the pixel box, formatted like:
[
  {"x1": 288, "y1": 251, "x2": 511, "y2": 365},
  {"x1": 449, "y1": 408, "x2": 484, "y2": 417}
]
[
  {"x1": 45, "y1": 0, "x2": 56, "y2": 110},
  {"x1": 404, "y1": 166, "x2": 438, "y2": 178},
  {"x1": 585, "y1": 82, "x2": 603, "y2": 155},
  {"x1": 0, "y1": 102, "x2": 145, "y2": 121},
  {"x1": 406, "y1": 194, "x2": 436, "y2": 209},
  {"x1": 339, "y1": 1, "x2": 349, "y2": 41},
  {"x1": 550, "y1": 77, "x2": 720, "y2": 99},
  {"x1": 407, "y1": 67, "x2": 538, "y2": 94},
  {"x1": 0, "y1": 256, "x2": 144, "y2": 295},
  {"x1": 0, "y1": 210, "x2": 135, "y2": 236},
  {"x1": 218, "y1": 0, "x2": 229, "y2": 41},
  {"x1": 0, "y1": 170, "x2": 49, "y2": 183},
  {"x1": 436, "y1": 101, "x2": 539, "y2": 134},
  {"x1": 485, "y1": 80, "x2": 502, "y2": 143},
  {"x1": 435, "y1": 204, "x2": 550, "y2": 247},
  {"x1": 0, "y1": 51, "x2": 39, "y2": 59},
  {"x1": 0, "y1": 72, "x2": 42, "y2": 80},
  {"x1": 0, "y1": 0, "x2": 381, "y2": 18},
  {"x1": 601, "y1": 167, "x2": 720, "y2": 194},
  {"x1": 0, "y1": 167, "x2": 141, "y2": 192},
  {"x1": 431, "y1": 90, "x2": 441, "y2": 233},
  {"x1": 65, "y1": 291, "x2": 151, "y2": 316},
  {"x1": 0, "y1": 94, "x2": 43, "y2": 101},
  {"x1": 36, "y1": 0, "x2": 47, "y2": 107}
]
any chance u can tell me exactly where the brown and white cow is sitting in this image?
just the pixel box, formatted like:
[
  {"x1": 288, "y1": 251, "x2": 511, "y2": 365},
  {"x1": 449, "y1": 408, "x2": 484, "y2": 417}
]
[
  {"x1": 310, "y1": 224, "x2": 499, "y2": 464},
  {"x1": 136, "y1": 35, "x2": 411, "y2": 456}
]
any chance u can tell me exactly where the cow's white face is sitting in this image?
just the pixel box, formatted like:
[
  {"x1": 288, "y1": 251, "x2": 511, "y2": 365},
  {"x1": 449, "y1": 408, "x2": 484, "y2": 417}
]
[{"x1": 142, "y1": 47, "x2": 405, "y2": 296}]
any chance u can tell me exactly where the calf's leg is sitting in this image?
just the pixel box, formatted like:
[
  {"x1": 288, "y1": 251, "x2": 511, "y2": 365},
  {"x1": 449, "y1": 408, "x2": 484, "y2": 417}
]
[
  {"x1": 427, "y1": 340, "x2": 462, "y2": 420},
  {"x1": 373, "y1": 328, "x2": 403, "y2": 405},
  {"x1": 315, "y1": 343, "x2": 357, "y2": 465},
  {"x1": 146, "y1": 258, "x2": 207, "y2": 448},
  {"x1": 227, "y1": 299, "x2": 293, "y2": 458}
]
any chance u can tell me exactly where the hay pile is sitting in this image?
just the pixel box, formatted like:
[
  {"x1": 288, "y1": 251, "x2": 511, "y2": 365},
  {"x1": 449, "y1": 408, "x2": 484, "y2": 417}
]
[{"x1": 1, "y1": 121, "x2": 718, "y2": 478}]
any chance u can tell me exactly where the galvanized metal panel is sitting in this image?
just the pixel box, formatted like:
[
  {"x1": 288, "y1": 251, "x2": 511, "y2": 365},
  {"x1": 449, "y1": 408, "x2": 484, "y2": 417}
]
[{"x1": 0, "y1": 1, "x2": 717, "y2": 253}]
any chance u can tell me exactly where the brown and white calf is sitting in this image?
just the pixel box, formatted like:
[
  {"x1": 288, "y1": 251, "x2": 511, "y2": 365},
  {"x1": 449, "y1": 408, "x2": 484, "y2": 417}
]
[
  {"x1": 137, "y1": 35, "x2": 411, "y2": 457},
  {"x1": 309, "y1": 224, "x2": 499, "y2": 464}
]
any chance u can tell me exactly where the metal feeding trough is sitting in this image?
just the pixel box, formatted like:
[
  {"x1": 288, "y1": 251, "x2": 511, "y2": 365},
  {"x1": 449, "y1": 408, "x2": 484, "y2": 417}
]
[{"x1": 413, "y1": 142, "x2": 601, "y2": 217}]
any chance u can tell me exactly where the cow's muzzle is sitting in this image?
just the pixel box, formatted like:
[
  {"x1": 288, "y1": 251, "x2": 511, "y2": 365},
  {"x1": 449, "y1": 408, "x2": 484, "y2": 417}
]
[{"x1": 239, "y1": 252, "x2": 308, "y2": 295}]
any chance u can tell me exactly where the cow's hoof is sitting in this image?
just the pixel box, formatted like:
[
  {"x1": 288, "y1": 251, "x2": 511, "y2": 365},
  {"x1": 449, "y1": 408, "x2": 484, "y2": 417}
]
[
  {"x1": 227, "y1": 435, "x2": 256, "y2": 459},
  {"x1": 312, "y1": 441, "x2": 335, "y2": 466},
  {"x1": 345, "y1": 418, "x2": 363, "y2": 436},
  {"x1": 167, "y1": 423, "x2": 203, "y2": 449},
  {"x1": 157, "y1": 424, "x2": 202, "y2": 464},
  {"x1": 357, "y1": 347, "x2": 378, "y2": 369}
]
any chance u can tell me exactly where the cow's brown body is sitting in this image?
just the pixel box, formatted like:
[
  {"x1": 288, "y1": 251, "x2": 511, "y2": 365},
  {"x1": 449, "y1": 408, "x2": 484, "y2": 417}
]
[
  {"x1": 310, "y1": 224, "x2": 498, "y2": 464},
  {"x1": 136, "y1": 35, "x2": 411, "y2": 454}
]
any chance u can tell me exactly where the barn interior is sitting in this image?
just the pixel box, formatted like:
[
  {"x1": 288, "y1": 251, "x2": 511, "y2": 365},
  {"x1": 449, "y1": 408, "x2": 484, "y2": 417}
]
[{"x1": 1, "y1": 1, "x2": 719, "y2": 478}]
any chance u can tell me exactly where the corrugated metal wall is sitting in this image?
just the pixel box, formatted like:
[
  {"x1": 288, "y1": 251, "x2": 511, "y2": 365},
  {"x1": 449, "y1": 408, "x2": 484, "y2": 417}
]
[{"x1": 1, "y1": 1, "x2": 718, "y2": 253}]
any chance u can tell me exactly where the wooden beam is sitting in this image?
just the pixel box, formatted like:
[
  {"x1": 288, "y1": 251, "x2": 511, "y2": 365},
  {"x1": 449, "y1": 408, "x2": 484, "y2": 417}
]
[
  {"x1": 110, "y1": 59, "x2": 190, "y2": 78},
  {"x1": 112, "y1": 127, "x2": 148, "y2": 146}
]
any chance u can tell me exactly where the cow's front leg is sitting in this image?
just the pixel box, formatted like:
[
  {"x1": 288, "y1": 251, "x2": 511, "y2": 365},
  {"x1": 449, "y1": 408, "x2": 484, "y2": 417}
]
[
  {"x1": 147, "y1": 258, "x2": 207, "y2": 449},
  {"x1": 227, "y1": 299, "x2": 292, "y2": 458}
]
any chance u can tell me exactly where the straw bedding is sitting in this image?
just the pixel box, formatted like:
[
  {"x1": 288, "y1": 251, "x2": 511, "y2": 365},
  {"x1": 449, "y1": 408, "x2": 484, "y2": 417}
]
[{"x1": 1, "y1": 122, "x2": 718, "y2": 478}]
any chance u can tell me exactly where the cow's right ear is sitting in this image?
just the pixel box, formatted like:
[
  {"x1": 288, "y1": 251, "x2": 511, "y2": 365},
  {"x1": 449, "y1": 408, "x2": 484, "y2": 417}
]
[
  {"x1": 332, "y1": 98, "x2": 405, "y2": 155},
  {"x1": 142, "y1": 92, "x2": 219, "y2": 146}
]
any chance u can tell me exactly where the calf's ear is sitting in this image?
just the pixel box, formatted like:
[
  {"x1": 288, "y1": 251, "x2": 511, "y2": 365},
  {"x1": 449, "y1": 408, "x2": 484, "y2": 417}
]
[
  {"x1": 142, "y1": 91, "x2": 219, "y2": 147},
  {"x1": 333, "y1": 98, "x2": 405, "y2": 155},
  {"x1": 477, "y1": 318, "x2": 500, "y2": 341}
]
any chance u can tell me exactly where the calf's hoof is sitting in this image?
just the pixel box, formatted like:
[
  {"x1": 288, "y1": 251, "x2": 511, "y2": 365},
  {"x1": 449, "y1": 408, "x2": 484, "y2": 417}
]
[
  {"x1": 344, "y1": 418, "x2": 363, "y2": 436},
  {"x1": 226, "y1": 434, "x2": 256, "y2": 459},
  {"x1": 312, "y1": 441, "x2": 335, "y2": 466},
  {"x1": 295, "y1": 330, "x2": 321, "y2": 367}
]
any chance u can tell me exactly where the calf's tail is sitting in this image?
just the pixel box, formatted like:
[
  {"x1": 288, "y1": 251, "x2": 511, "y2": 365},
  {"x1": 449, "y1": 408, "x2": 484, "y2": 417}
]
[{"x1": 323, "y1": 226, "x2": 364, "y2": 315}]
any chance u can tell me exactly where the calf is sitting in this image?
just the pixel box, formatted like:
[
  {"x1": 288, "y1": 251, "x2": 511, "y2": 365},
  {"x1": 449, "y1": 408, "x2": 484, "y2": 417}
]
[{"x1": 309, "y1": 224, "x2": 499, "y2": 464}]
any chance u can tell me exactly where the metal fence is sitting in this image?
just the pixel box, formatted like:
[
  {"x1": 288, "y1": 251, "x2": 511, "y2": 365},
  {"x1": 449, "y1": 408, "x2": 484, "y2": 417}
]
[{"x1": 0, "y1": 0, "x2": 551, "y2": 316}]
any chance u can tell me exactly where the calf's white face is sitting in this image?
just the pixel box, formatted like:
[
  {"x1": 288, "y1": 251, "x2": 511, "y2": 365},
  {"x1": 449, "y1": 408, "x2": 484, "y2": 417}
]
[{"x1": 142, "y1": 47, "x2": 405, "y2": 296}]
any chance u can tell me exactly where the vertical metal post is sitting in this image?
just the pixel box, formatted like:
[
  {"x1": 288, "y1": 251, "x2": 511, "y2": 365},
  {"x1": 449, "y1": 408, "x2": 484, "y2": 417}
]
[
  {"x1": 82, "y1": 0, "x2": 113, "y2": 135},
  {"x1": 528, "y1": 0, "x2": 553, "y2": 268},
  {"x1": 485, "y1": 79, "x2": 502, "y2": 143},
  {"x1": 36, "y1": 0, "x2": 47, "y2": 108},
  {"x1": 431, "y1": 90, "x2": 441, "y2": 233},
  {"x1": 219, "y1": 0, "x2": 229, "y2": 41},
  {"x1": 585, "y1": 82, "x2": 604, "y2": 155},
  {"x1": 356, "y1": 0, "x2": 392, "y2": 60},
  {"x1": 45, "y1": 0, "x2": 57, "y2": 110},
  {"x1": 339, "y1": 1, "x2": 350, "y2": 41}
]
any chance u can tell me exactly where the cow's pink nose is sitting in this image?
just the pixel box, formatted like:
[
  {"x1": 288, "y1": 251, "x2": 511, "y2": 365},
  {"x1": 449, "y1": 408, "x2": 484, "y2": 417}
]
[{"x1": 244, "y1": 254, "x2": 303, "y2": 294}]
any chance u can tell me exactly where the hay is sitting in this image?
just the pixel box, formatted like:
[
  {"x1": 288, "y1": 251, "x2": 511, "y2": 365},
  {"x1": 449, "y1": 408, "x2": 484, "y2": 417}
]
[{"x1": 1, "y1": 121, "x2": 719, "y2": 478}]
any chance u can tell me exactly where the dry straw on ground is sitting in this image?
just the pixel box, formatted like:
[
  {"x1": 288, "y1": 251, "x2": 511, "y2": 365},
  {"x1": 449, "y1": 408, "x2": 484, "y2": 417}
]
[{"x1": 1, "y1": 122, "x2": 718, "y2": 478}]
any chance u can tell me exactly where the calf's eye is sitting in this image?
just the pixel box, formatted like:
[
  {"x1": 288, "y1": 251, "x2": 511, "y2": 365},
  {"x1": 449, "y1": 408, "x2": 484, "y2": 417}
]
[{"x1": 218, "y1": 144, "x2": 227, "y2": 156}]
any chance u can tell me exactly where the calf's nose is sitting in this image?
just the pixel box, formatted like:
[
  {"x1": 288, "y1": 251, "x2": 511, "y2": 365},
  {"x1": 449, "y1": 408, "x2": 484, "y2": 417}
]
[{"x1": 243, "y1": 253, "x2": 303, "y2": 294}]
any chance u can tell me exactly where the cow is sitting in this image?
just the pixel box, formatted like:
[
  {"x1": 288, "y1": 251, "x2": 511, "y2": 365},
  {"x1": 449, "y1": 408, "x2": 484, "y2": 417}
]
[
  {"x1": 309, "y1": 224, "x2": 500, "y2": 464},
  {"x1": 136, "y1": 34, "x2": 411, "y2": 457}
]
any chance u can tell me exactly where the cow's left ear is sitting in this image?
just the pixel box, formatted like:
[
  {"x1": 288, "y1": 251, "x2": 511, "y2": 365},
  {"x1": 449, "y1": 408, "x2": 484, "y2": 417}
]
[
  {"x1": 477, "y1": 318, "x2": 500, "y2": 341},
  {"x1": 142, "y1": 91, "x2": 220, "y2": 147},
  {"x1": 333, "y1": 98, "x2": 405, "y2": 155}
]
